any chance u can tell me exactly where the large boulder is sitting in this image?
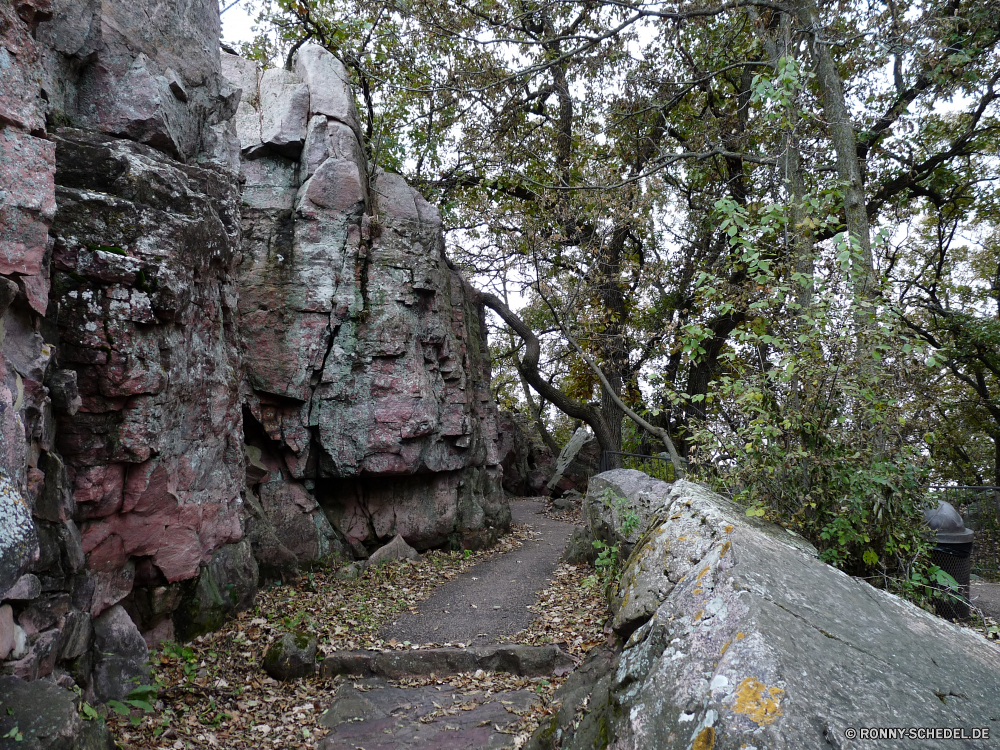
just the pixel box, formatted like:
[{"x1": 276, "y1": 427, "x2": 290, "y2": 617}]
[
  {"x1": 540, "y1": 477, "x2": 1000, "y2": 749},
  {"x1": 172, "y1": 539, "x2": 259, "y2": 642},
  {"x1": 263, "y1": 631, "x2": 317, "y2": 681},
  {"x1": 583, "y1": 469, "x2": 673, "y2": 559},
  {"x1": 90, "y1": 605, "x2": 148, "y2": 703},
  {"x1": 365, "y1": 534, "x2": 420, "y2": 569}
]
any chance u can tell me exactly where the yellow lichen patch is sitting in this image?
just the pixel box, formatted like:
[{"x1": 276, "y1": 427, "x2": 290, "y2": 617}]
[
  {"x1": 677, "y1": 535, "x2": 688, "y2": 541},
  {"x1": 724, "y1": 525, "x2": 734, "y2": 534},
  {"x1": 732, "y1": 677, "x2": 784, "y2": 726},
  {"x1": 736, "y1": 632, "x2": 745, "y2": 640},
  {"x1": 720, "y1": 540, "x2": 732, "y2": 556},
  {"x1": 697, "y1": 566, "x2": 711, "y2": 580},
  {"x1": 720, "y1": 638, "x2": 732, "y2": 655},
  {"x1": 693, "y1": 726, "x2": 715, "y2": 750},
  {"x1": 693, "y1": 587, "x2": 703, "y2": 594},
  {"x1": 693, "y1": 609, "x2": 705, "y2": 621}
]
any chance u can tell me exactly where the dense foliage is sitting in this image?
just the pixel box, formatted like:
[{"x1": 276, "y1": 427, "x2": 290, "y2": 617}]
[{"x1": 236, "y1": 0, "x2": 1000, "y2": 595}]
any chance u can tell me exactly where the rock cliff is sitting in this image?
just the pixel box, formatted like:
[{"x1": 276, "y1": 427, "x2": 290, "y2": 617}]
[
  {"x1": 225, "y1": 44, "x2": 507, "y2": 561},
  {"x1": 0, "y1": 0, "x2": 507, "y2": 706}
]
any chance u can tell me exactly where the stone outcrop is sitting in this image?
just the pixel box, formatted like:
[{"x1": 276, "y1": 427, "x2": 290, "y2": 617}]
[
  {"x1": 0, "y1": 0, "x2": 509, "y2": 714},
  {"x1": 48, "y1": 129, "x2": 246, "y2": 629},
  {"x1": 497, "y1": 412, "x2": 597, "y2": 497},
  {"x1": 534, "y1": 474, "x2": 1000, "y2": 750},
  {"x1": 36, "y1": 0, "x2": 240, "y2": 168},
  {"x1": 227, "y1": 43, "x2": 508, "y2": 558}
]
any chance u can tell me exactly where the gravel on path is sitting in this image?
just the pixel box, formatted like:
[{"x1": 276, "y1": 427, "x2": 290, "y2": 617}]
[{"x1": 379, "y1": 499, "x2": 577, "y2": 647}]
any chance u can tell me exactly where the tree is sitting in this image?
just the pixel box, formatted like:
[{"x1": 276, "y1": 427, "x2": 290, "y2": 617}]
[{"x1": 243, "y1": 0, "x2": 1000, "y2": 584}]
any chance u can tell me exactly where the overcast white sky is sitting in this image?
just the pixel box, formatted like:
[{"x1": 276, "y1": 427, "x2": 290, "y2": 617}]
[{"x1": 220, "y1": 1, "x2": 258, "y2": 46}]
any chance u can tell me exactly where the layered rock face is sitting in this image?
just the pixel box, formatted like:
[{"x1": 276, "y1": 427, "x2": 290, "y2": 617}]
[
  {"x1": 0, "y1": 0, "x2": 508, "y2": 710},
  {"x1": 533, "y1": 473, "x2": 1000, "y2": 750},
  {"x1": 226, "y1": 45, "x2": 508, "y2": 557},
  {"x1": 49, "y1": 129, "x2": 247, "y2": 629},
  {"x1": 0, "y1": 0, "x2": 254, "y2": 704}
]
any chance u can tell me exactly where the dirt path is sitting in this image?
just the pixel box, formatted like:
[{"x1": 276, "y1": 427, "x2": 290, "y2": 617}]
[{"x1": 379, "y1": 499, "x2": 577, "y2": 647}]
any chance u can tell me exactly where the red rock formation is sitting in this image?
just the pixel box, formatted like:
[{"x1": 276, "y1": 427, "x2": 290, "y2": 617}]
[
  {"x1": 0, "y1": 0, "x2": 509, "y2": 706},
  {"x1": 229, "y1": 45, "x2": 509, "y2": 557}
]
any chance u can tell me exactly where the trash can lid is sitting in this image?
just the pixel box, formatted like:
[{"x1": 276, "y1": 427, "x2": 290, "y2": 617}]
[{"x1": 924, "y1": 501, "x2": 975, "y2": 543}]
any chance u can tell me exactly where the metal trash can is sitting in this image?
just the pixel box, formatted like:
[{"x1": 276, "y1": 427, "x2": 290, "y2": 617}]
[{"x1": 924, "y1": 501, "x2": 974, "y2": 620}]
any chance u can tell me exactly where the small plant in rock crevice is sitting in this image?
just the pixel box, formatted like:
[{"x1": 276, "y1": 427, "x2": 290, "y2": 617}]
[{"x1": 584, "y1": 489, "x2": 643, "y2": 601}]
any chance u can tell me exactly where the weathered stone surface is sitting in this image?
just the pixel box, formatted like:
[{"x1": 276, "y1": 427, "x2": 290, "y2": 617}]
[
  {"x1": 546, "y1": 427, "x2": 593, "y2": 491},
  {"x1": 37, "y1": 0, "x2": 235, "y2": 162},
  {"x1": 612, "y1": 479, "x2": 816, "y2": 634},
  {"x1": 229, "y1": 45, "x2": 509, "y2": 552},
  {"x1": 323, "y1": 467, "x2": 509, "y2": 551},
  {"x1": 221, "y1": 51, "x2": 261, "y2": 153},
  {"x1": 319, "y1": 644, "x2": 575, "y2": 680},
  {"x1": 173, "y1": 539, "x2": 258, "y2": 642},
  {"x1": 0, "y1": 1, "x2": 49, "y2": 133},
  {"x1": 0, "y1": 605, "x2": 15, "y2": 660},
  {"x1": 264, "y1": 631, "x2": 317, "y2": 681},
  {"x1": 48, "y1": 370, "x2": 81, "y2": 416},
  {"x1": 0, "y1": 129, "x2": 56, "y2": 290},
  {"x1": 293, "y1": 44, "x2": 361, "y2": 138},
  {"x1": 0, "y1": 475, "x2": 39, "y2": 599},
  {"x1": 90, "y1": 604, "x2": 148, "y2": 702},
  {"x1": 561, "y1": 526, "x2": 598, "y2": 566},
  {"x1": 548, "y1": 476, "x2": 1000, "y2": 750},
  {"x1": 318, "y1": 678, "x2": 540, "y2": 750},
  {"x1": 524, "y1": 646, "x2": 620, "y2": 750},
  {"x1": 584, "y1": 469, "x2": 672, "y2": 558},
  {"x1": 0, "y1": 0, "x2": 507, "y2": 703},
  {"x1": 259, "y1": 68, "x2": 309, "y2": 157},
  {"x1": 242, "y1": 441, "x2": 345, "y2": 574},
  {"x1": 365, "y1": 534, "x2": 420, "y2": 569},
  {"x1": 3, "y1": 573, "x2": 42, "y2": 602},
  {"x1": 4, "y1": 627, "x2": 59, "y2": 681},
  {"x1": 0, "y1": 674, "x2": 116, "y2": 750},
  {"x1": 50, "y1": 130, "x2": 244, "y2": 599}
]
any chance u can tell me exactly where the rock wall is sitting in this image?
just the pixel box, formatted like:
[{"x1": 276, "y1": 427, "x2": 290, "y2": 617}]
[
  {"x1": 225, "y1": 44, "x2": 508, "y2": 559},
  {"x1": 0, "y1": 0, "x2": 254, "y2": 702},
  {"x1": 0, "y1": 0, "x2": 508, "y2": 706},
  {"x1": 532, "y1": 473, "x2": 1000, "y2": 750}
]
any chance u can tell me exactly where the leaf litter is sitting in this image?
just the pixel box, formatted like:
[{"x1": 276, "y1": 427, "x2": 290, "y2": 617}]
[{"x1": 104, "y1": 515, "x2": 610, "y2": 749}]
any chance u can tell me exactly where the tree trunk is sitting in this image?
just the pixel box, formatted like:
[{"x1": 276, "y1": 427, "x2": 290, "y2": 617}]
[{"x1": 792, "y1": 0, "x2": 874, "y2": 298}]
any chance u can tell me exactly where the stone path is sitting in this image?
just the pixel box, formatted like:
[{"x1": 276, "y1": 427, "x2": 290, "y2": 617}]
[
  {"x1": 379, "y1": 499, "x2": 576, "y2": 647},
  {"x1": 317, "y1": 678, "x2": 540, "y2": 750},
  {"x1": 318, "y1": 499, "x2": 579, "y2": 750},
  {"x1": 971, "y1": 580, "x2": 1000, "y2": 619}
]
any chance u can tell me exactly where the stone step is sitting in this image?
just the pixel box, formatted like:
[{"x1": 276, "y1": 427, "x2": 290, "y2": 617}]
[{"x1": 319, "y1": 644, "x2": 576, "y2": 680}]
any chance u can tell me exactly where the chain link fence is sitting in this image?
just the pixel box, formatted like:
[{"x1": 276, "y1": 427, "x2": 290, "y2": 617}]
[{"x1": 598, "y1": 452, "x2": 677, "y2": 482}]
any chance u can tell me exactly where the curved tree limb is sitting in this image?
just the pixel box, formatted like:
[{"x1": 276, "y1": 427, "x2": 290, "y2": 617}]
[{"x1": 448, "y1": 260, "x2": 686, "y2": 476}]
